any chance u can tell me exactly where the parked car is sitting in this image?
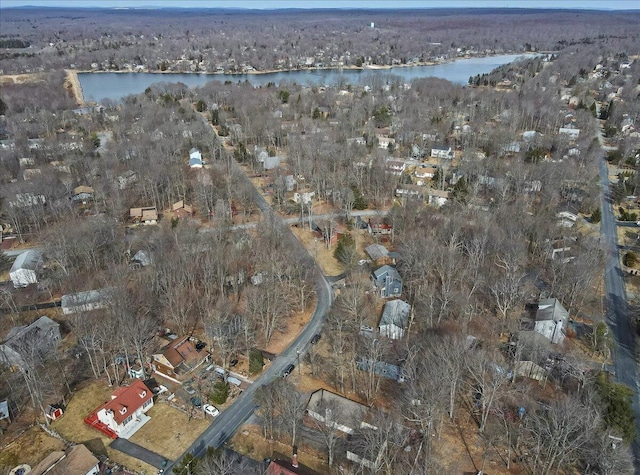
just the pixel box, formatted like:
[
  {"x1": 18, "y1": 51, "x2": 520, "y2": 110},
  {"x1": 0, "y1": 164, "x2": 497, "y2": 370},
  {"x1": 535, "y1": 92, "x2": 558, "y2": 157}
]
[
  {"x1": 282, "y1": 364, "x2": 295, "y2": 378},
  {"x1": 311, "y1": 334, "x2": 321, "y2": 344},
  {"x1": 360, "y1": 325, "x2": 374, "y2": 333},
  {"x1": 190, "y1": 397, "x2": 202, "y2": 407},
  {"x1": 203, "y1": 404, "x2": 220, "y2": 417}
]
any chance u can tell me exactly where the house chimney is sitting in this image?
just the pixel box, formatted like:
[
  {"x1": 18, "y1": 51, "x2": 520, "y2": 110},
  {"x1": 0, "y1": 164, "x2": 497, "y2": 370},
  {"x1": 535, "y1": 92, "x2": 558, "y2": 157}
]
[{"x1": 292, "y1": 446, "x2": 298, "y2": 468}]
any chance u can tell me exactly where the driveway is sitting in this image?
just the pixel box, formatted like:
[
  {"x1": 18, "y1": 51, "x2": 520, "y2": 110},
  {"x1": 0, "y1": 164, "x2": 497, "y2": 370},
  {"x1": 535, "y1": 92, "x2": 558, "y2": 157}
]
[{"x1": 110, "y1": 438, "x2": 169, "y2": 469}]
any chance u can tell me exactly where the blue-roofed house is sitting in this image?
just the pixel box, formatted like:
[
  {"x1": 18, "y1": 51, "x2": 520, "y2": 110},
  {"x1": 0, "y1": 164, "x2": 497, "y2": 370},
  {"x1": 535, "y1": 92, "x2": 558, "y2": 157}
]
[{"x1": 371, "y1": 265, "x2": 402, "y2": 298}]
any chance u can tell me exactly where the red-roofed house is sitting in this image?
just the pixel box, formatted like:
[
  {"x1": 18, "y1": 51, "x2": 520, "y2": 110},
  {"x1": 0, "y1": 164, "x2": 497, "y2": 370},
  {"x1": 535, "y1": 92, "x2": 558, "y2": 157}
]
[{"x1": 94, "y1": 380, "x2": 153, "y2": 439}]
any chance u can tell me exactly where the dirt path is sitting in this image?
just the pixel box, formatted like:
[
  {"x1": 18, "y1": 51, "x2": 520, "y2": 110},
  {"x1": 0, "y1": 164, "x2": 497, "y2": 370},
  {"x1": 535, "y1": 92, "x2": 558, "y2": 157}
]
[
  {"x1": 64, "y1": 69, "x2": 84, "y2": 105},
  {"x1": 0, "y1": 73, "x2": 45, "y2": 85}
]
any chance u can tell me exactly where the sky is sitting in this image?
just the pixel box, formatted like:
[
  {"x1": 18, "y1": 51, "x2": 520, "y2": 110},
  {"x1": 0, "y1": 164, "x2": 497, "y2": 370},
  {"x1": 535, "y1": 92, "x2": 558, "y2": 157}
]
[{"x1": 1, "y1": 0, "x2": 639, "y2": 10}]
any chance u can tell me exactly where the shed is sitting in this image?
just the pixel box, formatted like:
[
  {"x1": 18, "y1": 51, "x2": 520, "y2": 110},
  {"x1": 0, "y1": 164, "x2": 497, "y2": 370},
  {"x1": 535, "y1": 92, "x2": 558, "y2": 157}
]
[
  {"x1": 61, "y1": 289, "x2": 112, "y2": 315},
  {"x1": 9, "y1": 250, "x2": 43, "y2": 288}
]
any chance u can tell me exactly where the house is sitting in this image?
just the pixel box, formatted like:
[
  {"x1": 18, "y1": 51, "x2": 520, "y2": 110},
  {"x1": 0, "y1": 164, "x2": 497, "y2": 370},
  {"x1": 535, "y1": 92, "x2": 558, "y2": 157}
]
[
  {"x1": 130, "y1": 207, "x2": 158, "y2": 225},
  {"x1": 9, "y1": 193, "x2": 46, "y2": 209},
  {"x1": 502, "y1": 142, "x2": 521, "y2": 154},
  {"x1": 371, "y1": 265, "x2": 402, "y2": 298},
  {"x1": 152, "y1": 336, "x2": 204, "y2": 383},
  {"x1": 427, "y1": 189, "x2": 449, "y2": 208},
  {"x1": 131, "y1": 250, "x2": 152, "y2": 267},
  {"x1": 364, "y1": 243, "x2": 394, "y2": 265},
  {"x1": 395, "y1": 184, "x2": 423, "y2": 200},
  {"x1": 266, "y1": 456, "x2": 319, "y2": 475},
  {"x1": 0, "y1": 316, "x2": 61, "y2": 370},
  {"x1": 522, "y1": 130, "x2": 538, "y2": 142},
  {"x1": 306, "y1": 389, "x2": 369, "y2": 434},
  {"x1": 513, "y1": 360, "x2": 547, "y2": 382},
  {"x1": 72, "y1": 185, "x2": 94, "y2": 203},
  {"x1": 556, "y1": 211, "x2": 578, "y2": 228},
  {"x1": 189, "y1": 148, "x2": 203, "y2": 168},
  {"x1": 559, "y1": 127, "x2": 580, "y2": 139},
  {"x1": 312, "y1": 221, "x2": 345, "y2": 247},
  {"x1": 379, "y1": 300, "x2": 411, "y2": 339},
  {"x1": 93, "y1": 380, "x2": 154, "y2": 438},
  {"x1": 261, "y1": 155, "x2": 281, "y2": 170},
  {"x1": 172, "y1": 200, "x2": 194, "y2": 219},
  {"x1": 293, "y1": 191, "x2": 315, "y2": 205},
  {"x1": 414, "y1": 166, "x2": 436, "y2": 185},
  {"x1": 385, "y1": 160, "x2": 406, "y2": 175},
  {"x1": 115, "y1": 170, "x2": 137, "y2": 190},
  {"x1": 61, "y1": 288, "x2": 112, "y2": 315},
  {"x1": 9, "y1": 249, "x2": 43, "y2": 288},
  {"x1": 431, "y1": 146, "x2": 453, "y2": 159},
  {"x1": 357, "y1": 358, "x2": 406, "y2": 382},
  {"x1": 367, "y1": 218, "x2": 393, "y2": 236},
  {"x1": 285, "y1": 175, "x2": 297, "y2": 191},
  {"x1": 30, "y1": 444, "x2": 100, "y2": 475},
  {"x1": 377, "y1": 136, "x2": 395, "y2": 149},
  {"x1": 534, "y1": 298, "x2": 569, "y2": 344}
]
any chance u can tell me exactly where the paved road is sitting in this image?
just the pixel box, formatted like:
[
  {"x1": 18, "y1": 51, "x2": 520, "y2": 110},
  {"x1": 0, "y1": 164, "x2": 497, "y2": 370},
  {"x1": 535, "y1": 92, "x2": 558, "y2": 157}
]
[
  {"x1": 166, "y1": 116, "x2": 334, "y2": 474},
  {"x1": 111, "y1": 438, "x2": 170, "y2": 469},
  {"x1": 599, "y1": 158, "x2": 640, "y2": 471}
]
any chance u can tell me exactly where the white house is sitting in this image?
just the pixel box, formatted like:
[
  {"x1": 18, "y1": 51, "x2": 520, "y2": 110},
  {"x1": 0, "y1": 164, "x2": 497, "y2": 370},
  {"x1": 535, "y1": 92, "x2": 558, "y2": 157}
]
[
  {"x1": 94, "y1": 380, "x2": 154, "y2": 439},
  {"x1": 379, "y1": 299, "x2": 411, "y2": 339},
  {"x1": 431, "y1": 146, "x2": 453, "y2": 159},
  {"x1": 293, "y1": 191, "x2": 315, "y2": 205},
  {"x1": 556, "y1": 211, "x2": 578, "y2": 228},
  {"x1": 10, "y1": 250, "x2": 43, "y2": 288},
  {"x1": 427, "y1": 189, "x2": 449, "y2": 207},
  {"x1": 534, "y1": 298, "x2": 568, "y2": 344}
]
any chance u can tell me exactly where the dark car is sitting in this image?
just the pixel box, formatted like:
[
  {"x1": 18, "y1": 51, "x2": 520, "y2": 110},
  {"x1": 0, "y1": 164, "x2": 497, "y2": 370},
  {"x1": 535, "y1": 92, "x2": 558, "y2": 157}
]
[
  {"x1": 310, "y1": 334, "x2": 321, "y2": 344},
  {"x1": 282, "y1": 364, "x2": 295, "y2": 378}
]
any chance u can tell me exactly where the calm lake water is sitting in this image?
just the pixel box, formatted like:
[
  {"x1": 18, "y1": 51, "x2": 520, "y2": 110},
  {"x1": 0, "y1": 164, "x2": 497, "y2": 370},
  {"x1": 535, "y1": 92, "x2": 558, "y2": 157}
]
[{"x1": 79, "y1": 54, "x2": 531, "y2": 102}]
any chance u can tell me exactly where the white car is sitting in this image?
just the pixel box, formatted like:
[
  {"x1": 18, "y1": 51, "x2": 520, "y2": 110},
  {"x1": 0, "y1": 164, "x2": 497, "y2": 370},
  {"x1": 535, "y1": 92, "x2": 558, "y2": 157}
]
[{"x1": 203, "y1": 404, "x2": 220, "y2": 417}]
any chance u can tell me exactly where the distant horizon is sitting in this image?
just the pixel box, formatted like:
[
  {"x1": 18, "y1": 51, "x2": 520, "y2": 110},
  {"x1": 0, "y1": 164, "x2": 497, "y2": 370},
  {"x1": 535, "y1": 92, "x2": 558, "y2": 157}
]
[{"x1": 1, "y1": 0, "x2": 639, "y2": 11}]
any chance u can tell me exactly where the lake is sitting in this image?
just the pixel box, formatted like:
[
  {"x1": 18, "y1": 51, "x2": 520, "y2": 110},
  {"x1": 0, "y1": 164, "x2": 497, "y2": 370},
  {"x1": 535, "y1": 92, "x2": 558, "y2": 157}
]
[{"x1": 79, "y1": 54, "x2": 531, "y2": 102}]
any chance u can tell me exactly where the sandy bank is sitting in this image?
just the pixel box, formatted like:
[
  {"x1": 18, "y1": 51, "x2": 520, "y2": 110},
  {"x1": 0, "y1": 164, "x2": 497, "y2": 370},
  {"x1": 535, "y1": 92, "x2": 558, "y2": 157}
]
[{"x1": 64, "y1": 69, "x2": 84, "y2": 105}]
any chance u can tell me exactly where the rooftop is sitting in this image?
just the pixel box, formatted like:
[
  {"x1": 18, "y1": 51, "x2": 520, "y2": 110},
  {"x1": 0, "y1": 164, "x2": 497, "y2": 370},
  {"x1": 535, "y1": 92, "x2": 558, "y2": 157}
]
[{"x1": 95, "y1": 380, "x2": 153, "y2": 425}]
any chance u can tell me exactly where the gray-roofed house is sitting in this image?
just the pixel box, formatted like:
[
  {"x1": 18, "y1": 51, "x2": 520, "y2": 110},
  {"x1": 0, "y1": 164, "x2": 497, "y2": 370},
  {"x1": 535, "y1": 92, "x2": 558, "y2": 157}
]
[
  {"x1": 9, "y1": 249, "x2": 43, "y2": 288},
  {"x1": 306, "y1": 389, "x2": 370, "y2": 434},
  {"x1": 364, "y1": 243, "x2": 394, "y2": 265},
  {"x1": 379, "y1": 300, "x2": 411, "y2": 339},
  {"x1": 371, "y1": 265, "x2": 402, "y2": 298},
  {"x1": 61, "y1": 289, "x2": 112, "y2": 315},
  {"x1": 0, "y1": 316, "x2": 61, "y2": 370},
  {"x1": 534, "y1": 298, "x2": 569, "y2": 344},
  {"x1": 189, "y1": 148, "x2": 203, "y2": 168},
  {"x1": 262, "y1": 155, "x2": 282, "y2": 170},
  {"x1": 357, "y1": 358, "x2": 406, "y2": 383}
]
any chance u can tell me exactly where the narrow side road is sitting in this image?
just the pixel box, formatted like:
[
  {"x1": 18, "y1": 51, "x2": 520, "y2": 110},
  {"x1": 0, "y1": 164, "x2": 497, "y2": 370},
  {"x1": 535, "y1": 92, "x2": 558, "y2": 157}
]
[
  {"x1": 165, "y1": 114, "x2": 334, "y2": 474},
  {"x1": 599, "y1": 158, "x2": 640, "y2": 472}
]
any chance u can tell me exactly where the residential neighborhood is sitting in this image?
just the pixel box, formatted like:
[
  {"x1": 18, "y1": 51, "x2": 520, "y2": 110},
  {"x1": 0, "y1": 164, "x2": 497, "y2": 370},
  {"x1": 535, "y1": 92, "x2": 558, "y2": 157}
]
[{"x1": 0, "y1": 3, "x2": 639, "y2": 475}]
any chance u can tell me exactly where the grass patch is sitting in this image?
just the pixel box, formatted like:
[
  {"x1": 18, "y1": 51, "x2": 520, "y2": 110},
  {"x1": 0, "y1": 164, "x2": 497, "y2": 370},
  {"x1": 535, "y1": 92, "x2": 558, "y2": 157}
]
[
  {"x1": 129, "y1": 402, "x2": 210, "y2": 460},
  {"x1": 0, "y1": 425, "x2": 65, "y2": 468}
]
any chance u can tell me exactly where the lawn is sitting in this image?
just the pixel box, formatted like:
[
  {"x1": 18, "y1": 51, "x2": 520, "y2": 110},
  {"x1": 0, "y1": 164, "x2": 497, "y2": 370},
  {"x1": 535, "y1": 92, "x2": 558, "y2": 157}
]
[
  {"x1": 0, "y1": 425, "x2": 65, "y2": 468},
  {"x1": 129, "y1": 402, "x2": 210, "y2": 460}
]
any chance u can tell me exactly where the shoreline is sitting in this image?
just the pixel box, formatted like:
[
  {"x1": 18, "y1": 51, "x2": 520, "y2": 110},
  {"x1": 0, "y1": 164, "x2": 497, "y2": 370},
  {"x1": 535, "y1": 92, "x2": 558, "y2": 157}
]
[
  {"x1": 64, "y1": 69, "x2": 84, "y2": 105},
  {"x1": 72, "y1": 52, "x2": 533, "y2": 78}
]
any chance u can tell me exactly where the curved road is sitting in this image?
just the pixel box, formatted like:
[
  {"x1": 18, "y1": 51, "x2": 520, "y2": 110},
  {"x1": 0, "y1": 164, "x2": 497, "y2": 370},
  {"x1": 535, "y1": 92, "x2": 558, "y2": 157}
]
[
  {"x1": 166, "y1": 134, "x2": 333, "y2": 473},
  {"x1": 599, "y1": 158, "x2": 640, "y2": 471}
]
